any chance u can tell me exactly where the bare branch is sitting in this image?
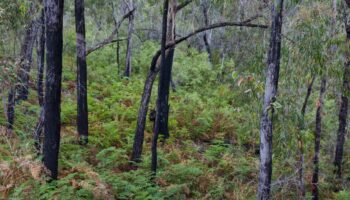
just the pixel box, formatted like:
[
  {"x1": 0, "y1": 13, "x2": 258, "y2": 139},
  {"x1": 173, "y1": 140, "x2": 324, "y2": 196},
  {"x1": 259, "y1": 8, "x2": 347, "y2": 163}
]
[
  {"x1": 150, "y1": 21, "x2": 268, "y2": 71},
  {"x1": 176, "y1": 0, "x2": 193, "y2": 11},
  {"x1": 86, "y1": 8, "x2": 136, "y2": 55}
]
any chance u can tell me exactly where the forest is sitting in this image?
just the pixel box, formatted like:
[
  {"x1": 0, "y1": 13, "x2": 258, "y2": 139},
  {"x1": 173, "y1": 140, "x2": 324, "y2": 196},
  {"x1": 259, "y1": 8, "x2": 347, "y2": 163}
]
[{"x1": 1, "y1": 0, "x2": 350, "y2": 199}]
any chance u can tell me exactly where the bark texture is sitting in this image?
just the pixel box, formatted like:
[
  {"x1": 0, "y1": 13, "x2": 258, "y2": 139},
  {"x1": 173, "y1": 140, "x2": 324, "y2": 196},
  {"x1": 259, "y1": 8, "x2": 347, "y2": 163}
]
[
  {"x1": 152, "y1": 0, "x2": 169, "y2": 174},
  {"x1": 43, "y1": 0, "x2": 64, "y2": 179},
  {"x1": 124, "y1": 0, "x2": 134, "y2": 77},
  {"x1": 334, "y1": 0, "x2": 350, "y2": 178},
  {"x1": 257, "y1": 0, "x2": 284, "y2": 199},
  {"x1": 312, "y1": 77, "x2": 326, "y2": 200},
  {"x1": 75, "y1": 0, "x2": 89, "y2": 144}
]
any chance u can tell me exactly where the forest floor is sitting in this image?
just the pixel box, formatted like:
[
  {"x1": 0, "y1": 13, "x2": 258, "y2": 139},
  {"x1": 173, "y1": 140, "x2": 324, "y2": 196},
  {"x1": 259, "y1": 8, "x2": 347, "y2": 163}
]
[{"x1": 1, "y1": 44, "x2": 350, "y2": 200}]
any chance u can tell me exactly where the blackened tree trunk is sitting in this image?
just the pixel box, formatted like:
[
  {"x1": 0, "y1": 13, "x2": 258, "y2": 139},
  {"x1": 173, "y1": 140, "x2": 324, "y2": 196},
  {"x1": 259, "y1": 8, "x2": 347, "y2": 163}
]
[
  {"x1": 7, "y1": 89, "x2": 15, "y2": 130},
  {"x1": 151, "y1": 0, "x2": 169, "y2": 174},
  {"x1": 157, "y1": 0, "x2": 176, "y2": 139},
  {"x1": 117, "y1": 29, "x2": 121, "y2": 76},
  {"x1": 257, "y1": 0, "x2": 284, "y2": 199},
  {"x1": 124, "y1": 0, "x2": 134, "y2": 77},
  {"x1": 75, "y1": 0, "x2": 89, "y2": 144},
  {"x1": 312, "y1": 77, "x2": 326, "y2": 200},
  {"x1": 43, "y1": 0, "x2": 64, "y2": 180},
  {"x1": 334, "y1": 0, "x2": 350, "y2": 178},
  {"x1": 334, "y1": 63, "x2": 349, "y2": 177},
  {"x1": 131, "y1": 68, "x2": 158, "y2": 162},
  {"x1": 37, "y1": 10, "x2": 45, "y2": 108},
  {"x1": 297, "y1": 76, "x2": 315, "y2": 199},
  {"x1": 201, "y1": 0, "x2": 212, "y2": 64}
]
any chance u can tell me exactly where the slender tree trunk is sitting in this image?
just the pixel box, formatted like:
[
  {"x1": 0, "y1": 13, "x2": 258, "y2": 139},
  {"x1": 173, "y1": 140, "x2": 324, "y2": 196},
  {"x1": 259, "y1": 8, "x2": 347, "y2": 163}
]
[
  {"x1": 117, "y1": 29, "x2": 121, "y2": 76},
  {"x1": 297, "y1": 75, "x2": 315, "y2": 199},
  {"x1": 257, "y1": 0, "x2": 284, "y2": 199},
  {"x1": 75, "y1": 0, "x2": 89, "y2": 144},
  {"x1": 7, "y1": 9, "x2": 38, "y2": 129},
  {"x1": 124, "y1": 0, "x2": 134, "y2": 77},
  {"x1": 152, "y1": 0, "x2": 169, "y2": 174},
  {"x1": 334, "y1": 63, "x2": 349, "y2": 177},
  {"x1": 43, "y1": 0, "x2": 64, "y2": 180},
  {"x1": 334, "y1": 0, "x2": 350, "y2": 178},
  {"x1": 201, "y1": 1, "x2": 212, "y2": 64},
  {"x1": 17, "y1": 17, "x2": 38, "y2": 101},
  {"x1": 312, "y1": 77, "x2": 326, "y2": 200},
  {"x1": 37, "y1": 10, "x2": 45, "y2": 108},
  {"x1": 157, "y1": 0, "x2": 177, "y2": 139},
  {"x1": 131, "y1": 69, "x2": 158, "y2": 162},
  {"x1": 6, "y1": 89, "x2": 15, "y2": 130},
  {"x1": 312, "y1": 1, "x2": 335, "y2": 198}
]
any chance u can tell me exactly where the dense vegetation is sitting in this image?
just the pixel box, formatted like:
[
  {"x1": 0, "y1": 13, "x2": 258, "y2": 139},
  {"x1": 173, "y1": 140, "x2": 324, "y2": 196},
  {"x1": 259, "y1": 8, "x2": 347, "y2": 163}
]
[{"x1": 1, "y1": 0, "x2": 350, "y2": 199}]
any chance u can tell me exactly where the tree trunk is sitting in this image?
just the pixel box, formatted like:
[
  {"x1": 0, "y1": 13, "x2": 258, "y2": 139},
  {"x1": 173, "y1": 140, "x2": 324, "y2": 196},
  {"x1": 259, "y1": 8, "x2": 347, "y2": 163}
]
[
  {"x1": 6, "y1": 88, "x2": 15, "y2": 130},
  {"x1": 257, "y1": 0, "x2": 284, "y2": 199},
  {"x1": 131, "y1": 68, "x2": 158, "y2": 162},
  {"x1": 152, "y1": 0, "x2": 169, "y2": 174},
  {"x1": 334, "y1": 0, "x2": 350, "y2": 178},
  {"x1": 37, "y1": 10, "x2": 45, "y2": 108},
  {"x1": 43, "y1": 0, "x2": 64, "y2": 180},
  {"x1": 297, "y1": 75, "x2": 315, "y2": 199},
  {"x1": 124, "y1": 0, "x2": 134, "y2": 77},
  {"x1": 17, "y1": 17, "x2": 38, "y2": 101},
  {"x1": 75, "y1": 0, "x2": 89, "y2": 144},
  {"x1": 117, "y1": 29, "x2": 121, "y2": 76},
  {"x1": 312, "y1": 77, "x2": 326, "y2": 200},
  {"x1": 201, "y1": 0, "x2": 212, "y2": 64},
  {"x1": 334, "y1": 63, "x2": 349, "y2": 177},
  {"x1": 7, "y1": 9, "x2": 38, "y2": 129},
  {"x1": 157, "y1": 0, "x2": 177, "y2": 139}
]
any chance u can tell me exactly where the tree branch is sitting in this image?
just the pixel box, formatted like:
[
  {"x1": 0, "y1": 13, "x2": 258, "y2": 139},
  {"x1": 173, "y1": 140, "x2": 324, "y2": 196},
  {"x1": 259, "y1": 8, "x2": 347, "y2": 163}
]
[
  {"x1": 150, "y1": 21, "x2": 268, "y2": 71},
  {"x1": 176, "y1": 0, "x2": 193, "y2": 11},
  {"x1": 86, "y1": 8, "x2": 136, "y2": 55},
  {"x1": 87, "y1": 38, "x2": 127, "y2": 55}
]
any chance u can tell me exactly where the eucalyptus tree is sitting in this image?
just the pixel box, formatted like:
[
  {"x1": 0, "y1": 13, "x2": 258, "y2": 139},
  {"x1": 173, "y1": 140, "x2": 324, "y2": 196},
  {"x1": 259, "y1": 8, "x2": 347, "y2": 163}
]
[
  {"x1": 75, "y1": 0, "x2": 89, "y2": 144},
  {"x1": 257, "y1": 0, "x2": 284, "y2": 199},
  {"x1": 43, "y1": 0, "x2": 64, "y2": 179},
  {"x1": 131, "y1": 0, "x2": 269, "y2": 164},
  {"x1": 124, "y1": 0, "x2": 135, "y2": 77},
  {"x1": 334, "y1": 0, "x2": 350, "y2": 179}
]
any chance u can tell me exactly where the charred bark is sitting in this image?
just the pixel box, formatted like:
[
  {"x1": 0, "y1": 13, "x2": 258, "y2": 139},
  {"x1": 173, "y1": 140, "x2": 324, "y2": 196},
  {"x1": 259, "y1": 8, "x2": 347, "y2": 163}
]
[
  {"x1": 201, "y1": 0, "x2": 212, "y2": 63},
  {"x1": 334, "y1": 0, "x2": 350, "y2": 178},
  {"x1": 334, "y1": 62, "x2": 349, "y2": 177},
  {"x1": 151, "y1": 0, "x2": 169, "y2": 174},
  {"x1": 43, "y1": 0, "x2": 64, "y2": 180},
  {"x1": 75, "y1": 0, "x2": 89, "y2": 144},
  {"x1": 37, "y1": 10, "x2": 45, "y2": 108},
  {"x1": 124, "y1": 0, "x2": 134, "y2": 77},
  {"x1": 312, "y1": 77, "x2": 327, "y2": 200},
  {"x1": 297, "y1": 75, "x2": 315, "y2": 199},
  {"x1": 6, "y1": 89, "x2": 15, "y2": 130},
  {"x1": 257, "y1": 0, "x2": 284, "y2": 199}
]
